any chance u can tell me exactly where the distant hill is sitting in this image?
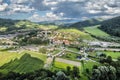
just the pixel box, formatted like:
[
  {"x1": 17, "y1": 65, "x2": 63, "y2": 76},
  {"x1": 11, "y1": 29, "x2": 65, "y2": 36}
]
[
  {"x1": 100, "y1": 16, "x2": 120, "y2": 37},
  {"x1": 69, "y1": 18, "x2": 103, "y2": 28},
  {"x1": 38, "y1": 19, "x2": 79, "y2": 27},
  {"x1": 0, "y1": 18, "x2": 39, "y2": 33}
]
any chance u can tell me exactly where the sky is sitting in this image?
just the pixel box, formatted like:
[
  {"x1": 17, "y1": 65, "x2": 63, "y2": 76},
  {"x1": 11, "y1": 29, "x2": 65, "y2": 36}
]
[{"x1": 0, "y1": 0, "x2": 120, "y2": 22}]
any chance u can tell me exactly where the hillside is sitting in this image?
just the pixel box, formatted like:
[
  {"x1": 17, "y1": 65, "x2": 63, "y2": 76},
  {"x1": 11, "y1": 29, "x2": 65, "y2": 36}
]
[
  {"x1": 84, "y1": 25, "x2": 110, "y2": 37},
  {"x1": 0, "y1": 54, "x2": 44, "y2": 73},
  {"x1": 0, "y1": 50, "x2": 46, "y2": 74},
  {"x1": 0, "y1": 18, "x2": 38, "y2": 33},
  {"x1": 100, "y1": 16, "x2": 120, "y2": 37},
  {"x1": 56, "y1": 29, "x2": 93, "y2": 40},
  {"x1": 69, "y1": 18, "x2": 103, "y2": 28},
  {"x1": 0, "y1": 18, "x2": 59, "y2": 34}
]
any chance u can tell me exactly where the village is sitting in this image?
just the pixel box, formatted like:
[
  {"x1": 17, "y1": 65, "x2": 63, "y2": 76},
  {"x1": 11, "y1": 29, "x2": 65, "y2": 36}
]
[{"x1": 0, "y1": 29, "x2": 120, "y2": 67}]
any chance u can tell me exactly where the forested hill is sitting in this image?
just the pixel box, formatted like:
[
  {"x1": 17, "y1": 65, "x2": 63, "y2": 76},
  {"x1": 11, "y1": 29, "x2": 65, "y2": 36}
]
[
  {"x1": 100, "y1": 16, "x2": 120, "y2": 37},
  {"x1": 69, "y1": 18, "x2": 103, "y2": 28}
]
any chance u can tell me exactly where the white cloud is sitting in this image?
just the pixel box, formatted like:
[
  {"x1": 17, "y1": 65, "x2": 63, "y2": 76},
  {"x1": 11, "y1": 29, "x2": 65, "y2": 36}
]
[
  {"x1": 8, "y1": 4, "x2": 35, "y2": 13},
  {"x1": 0, "y1": 3, "x2": 8, "y2": 11},
  {"x1": 43, "y1": 1, "x2": 58, "y2": 6},
  {"x1": 0, "y1": 0, "x2": 3, "y2": 2},
  {"x1": 28, "y1": 12, "x2": 62, "y2": 22},
  {"x1": 46, "y1": 12, "x2": 60, "y2": 19},
  {"x1": 0, "y1": 0, "x2": 120, "y2": 21},
  {"x1": 10, "y1": 0, "x2": 34, "y2": 4}
]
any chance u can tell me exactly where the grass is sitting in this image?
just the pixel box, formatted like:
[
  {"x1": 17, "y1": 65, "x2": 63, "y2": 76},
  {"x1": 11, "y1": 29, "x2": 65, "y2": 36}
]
[
  {"x1": 84, "y1": 61, "x2": 101, "y2": 72},
  {"x1": 54, "y1": 61, "x2": 74, "y2": 69},
  {"x1": 0, "y1": 51, "x2": 22, "y2": 66},
  {"x1": 103, "y1": 51, "x2": 120, "y2": 59},
  {"x1": 22, "y1": 50, "x2": 47, "y2": 61},
  {"x1": 67, "y1": 47, "x2": 79, "y2": 52},
  {"x1": 0, "y1": 50, "x2": 47, "y2": 74},
  {"x1": 57, "y1": 28, "x2": 93, "y2": 40},
  {"x1": 60, "y1": 51, "x2": 80, "y2": 61},
  {"x1": 0, "y1": 50, "x2": 46, "y2": 66},
  {"x1": 0, "y1": 54, "x2": 44, "y2": 73},
  {"x1": 0, "y1": 27, "x2": 7, "y2": 32},
  {"x1": 53, "y1": 61, "x2": 92, "y2": 80},
  {"x1": 38, "y1": 25, "x2": 58, "y2": 30},
  {"x1": 84, "y1": 25, "x2": 110, "y2": 37},
  {"x1": 51, "y1": 49, "x2": 61, "y2": 55}
]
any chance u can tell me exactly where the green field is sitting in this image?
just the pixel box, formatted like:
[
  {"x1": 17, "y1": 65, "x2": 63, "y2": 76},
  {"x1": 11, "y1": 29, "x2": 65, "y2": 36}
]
[
  {"x1": 60, "y1": 51, "x2": 80, "y2": 61},
  {"x1": 0, "y1": 50, "x2": 47, "y2": 73},
  {"x1": 103, "y1": 51, "x2": 120, "y2": 59},
  {"x1": 57, "y1": 28, "x2": 93, "y2": 40},
  {"x1": 84, "y1": 61, "x2": 101, "y2": 71},
  {"x1": 84, "y1": 25, "x2": 110, "y2": 37},
  {"x1": 54, "y1": 61, "x2": 74, "y2": 69},
  {"x1": 53, "y1": 61, "x2": 99, "y2": 80},
  {"x1": 67, "y1": 47, "x2": 79, "y2": 52}
]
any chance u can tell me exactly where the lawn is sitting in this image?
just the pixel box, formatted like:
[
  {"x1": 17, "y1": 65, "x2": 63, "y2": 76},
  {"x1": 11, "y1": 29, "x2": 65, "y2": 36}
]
[{"x1": 84, "y1": 25, "x2": 110, "y2": 37}]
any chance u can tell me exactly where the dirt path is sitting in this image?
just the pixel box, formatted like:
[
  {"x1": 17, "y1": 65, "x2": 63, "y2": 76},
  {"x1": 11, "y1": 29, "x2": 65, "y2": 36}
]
[{"x1": 44, "y1": 57, "x2": 53, "y2": 68}]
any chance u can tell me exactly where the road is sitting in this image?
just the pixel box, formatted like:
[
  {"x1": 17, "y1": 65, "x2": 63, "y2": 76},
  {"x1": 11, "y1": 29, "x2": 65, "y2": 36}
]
[
  {"x1": 56, "y1": 58, "x2": 81, "y2": 67},
  {"x1": 94, "y1": 48, "x2": 120, "y2": 52}
]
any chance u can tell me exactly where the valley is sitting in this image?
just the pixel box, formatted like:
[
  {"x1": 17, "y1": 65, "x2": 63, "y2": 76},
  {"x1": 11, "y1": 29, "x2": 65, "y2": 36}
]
[{"x1": 0, "y1": 17, "x2": 120, "y2": 80}]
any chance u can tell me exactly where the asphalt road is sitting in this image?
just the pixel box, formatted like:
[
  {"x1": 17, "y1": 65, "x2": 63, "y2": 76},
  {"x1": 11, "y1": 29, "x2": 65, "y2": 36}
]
[{"x1": 56, "y1": 58, "x2": 81, "y2": 67}]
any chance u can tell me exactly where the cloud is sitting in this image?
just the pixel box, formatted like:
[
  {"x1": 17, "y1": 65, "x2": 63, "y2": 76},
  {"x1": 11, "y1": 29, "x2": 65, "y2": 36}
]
[
  {"x1": 9, "y1": 4, "x2": 35, "y2": 13},
  {"x1": 0, "y1": 0, "x2": 120, "y2": 21},
  {"x1": 0, "y1": 3, "x2": 8, "y2": 11},
  {"x1": 0, "y1": 0, "x2": 3, "y2": 2},
  {"x1": 28, "y1": 12, "x2": 62, "y2": 22}
]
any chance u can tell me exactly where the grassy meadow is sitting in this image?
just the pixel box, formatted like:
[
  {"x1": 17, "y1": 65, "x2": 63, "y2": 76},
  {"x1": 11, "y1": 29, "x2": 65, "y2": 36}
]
[
  {"x1": 84, "y1": 25, "x2": 110, "y2": 37},
  {"x1": 56, "y1": 28, "x2": 93, "y2": 40}
]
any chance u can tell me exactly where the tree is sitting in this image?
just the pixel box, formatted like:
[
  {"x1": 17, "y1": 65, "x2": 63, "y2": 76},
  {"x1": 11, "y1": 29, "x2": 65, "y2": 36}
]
[
  {"x1": 72, "y1": 66, "x2": 80, "y2": 78},
  {"x1": 39, "y1": 47, "x2": 47, "y2": 54},
  {"x1": 66, "y1": 66, "x2": 71, "y2": 76},
  {"x1": 52, "y1": 56, "x2": 55, "y2": 66},
  {"x1": 81, "y1": 60, "x2": 85, "y2": 73},
  {"x1": 56, "y1": 71, "x2": 69, "y2": 80},
  {"x1": 106, "y1": 56, "x2": 112, "y2": 64}
]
